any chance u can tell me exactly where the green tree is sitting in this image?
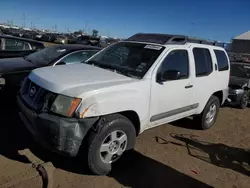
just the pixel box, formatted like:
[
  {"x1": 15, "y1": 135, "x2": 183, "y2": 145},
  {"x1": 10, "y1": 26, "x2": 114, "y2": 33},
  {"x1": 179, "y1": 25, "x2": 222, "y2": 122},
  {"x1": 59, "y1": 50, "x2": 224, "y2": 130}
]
[{"x1": 92, "y1": 29, "x2": 98, "y2": 37}]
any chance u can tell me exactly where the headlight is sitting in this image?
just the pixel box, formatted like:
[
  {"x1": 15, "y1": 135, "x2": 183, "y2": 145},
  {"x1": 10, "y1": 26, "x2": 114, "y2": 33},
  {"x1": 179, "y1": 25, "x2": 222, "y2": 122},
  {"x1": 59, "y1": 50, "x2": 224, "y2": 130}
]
[
  {"x1": 50, "y1": 95, "x2": 81, "y2": 117},
  {"x1": 0, "y1": 77, "x2": 5, "y2": 85}
]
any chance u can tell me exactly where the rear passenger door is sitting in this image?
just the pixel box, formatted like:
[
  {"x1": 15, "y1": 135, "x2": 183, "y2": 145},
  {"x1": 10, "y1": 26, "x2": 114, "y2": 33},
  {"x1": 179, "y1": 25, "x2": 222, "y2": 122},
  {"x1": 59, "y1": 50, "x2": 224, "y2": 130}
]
[{"x1": 191, "y1": 47, "x2": 217, "y2": 112}]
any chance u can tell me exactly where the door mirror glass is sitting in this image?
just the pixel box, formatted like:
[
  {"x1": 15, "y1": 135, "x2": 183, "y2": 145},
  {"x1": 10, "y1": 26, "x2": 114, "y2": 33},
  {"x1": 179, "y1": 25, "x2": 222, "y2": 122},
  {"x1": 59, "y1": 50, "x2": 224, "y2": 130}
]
[{"x1": 158, "y1": 70, "x2": 181, "y2": 82}]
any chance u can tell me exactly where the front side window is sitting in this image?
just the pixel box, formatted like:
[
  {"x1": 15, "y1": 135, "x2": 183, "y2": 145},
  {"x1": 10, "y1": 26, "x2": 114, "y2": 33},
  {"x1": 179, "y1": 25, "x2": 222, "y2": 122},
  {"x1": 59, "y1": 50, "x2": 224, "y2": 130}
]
[
  {"x1": 61, "y1": 50, "x2": 99, "y2": 64},
  {"x1": 4, "y1": 38, "x2": 27, "y2": 51},
  {"x1": 193, "y1": 48, "x2": 213, "y2": 77},
  {"x1": 86, "y1": 42, "x2": 165, "y2": 78},
  {"x1": 214, "y1": 50, "x2": 229, "y2": 71},
  {"x1": 159, "y1": 50, "x2": 189, "y2": 79}
]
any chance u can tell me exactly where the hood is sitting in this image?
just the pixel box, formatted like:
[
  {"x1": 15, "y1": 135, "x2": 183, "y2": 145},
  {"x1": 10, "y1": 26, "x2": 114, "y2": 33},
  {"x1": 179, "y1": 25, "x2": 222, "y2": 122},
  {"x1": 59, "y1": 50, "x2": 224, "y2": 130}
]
[
  {"x1": 229, "y1": 76, "x2": 249, "y2": 88},
  {"x1": 0, "y1": 57, "x2": 36, "y2": 73},
  {"x1": 29, "y1": 63, "x2": 136, "y2": 97}
]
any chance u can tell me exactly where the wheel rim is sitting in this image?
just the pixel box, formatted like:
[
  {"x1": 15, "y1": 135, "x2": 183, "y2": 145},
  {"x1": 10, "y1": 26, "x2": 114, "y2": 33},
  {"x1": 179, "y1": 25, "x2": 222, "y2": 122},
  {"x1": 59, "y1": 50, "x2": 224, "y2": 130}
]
[
  {"x1": 205, "y1": 104, "x2": 217, "y2": 124},
  {"x1": 100, "y1": 130, "x2": 127, "y2": 164}
]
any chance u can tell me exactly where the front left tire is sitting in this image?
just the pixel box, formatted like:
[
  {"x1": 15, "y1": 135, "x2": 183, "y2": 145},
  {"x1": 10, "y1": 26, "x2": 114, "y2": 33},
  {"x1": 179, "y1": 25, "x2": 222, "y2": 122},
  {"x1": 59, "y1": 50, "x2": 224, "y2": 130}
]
[
  {"x1": 239, "y1": 91, "x2": 249, "y2": 109},
  {"x1": 86, "y1": 114, "x2": 136, "y2": 175}
]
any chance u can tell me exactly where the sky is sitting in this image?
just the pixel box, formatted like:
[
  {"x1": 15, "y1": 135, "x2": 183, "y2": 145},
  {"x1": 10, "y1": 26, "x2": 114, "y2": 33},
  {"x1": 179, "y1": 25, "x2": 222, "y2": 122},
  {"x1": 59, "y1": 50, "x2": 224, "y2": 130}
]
[{"x1": 0, "y1": 0, "x2": 249, "y2": 41}]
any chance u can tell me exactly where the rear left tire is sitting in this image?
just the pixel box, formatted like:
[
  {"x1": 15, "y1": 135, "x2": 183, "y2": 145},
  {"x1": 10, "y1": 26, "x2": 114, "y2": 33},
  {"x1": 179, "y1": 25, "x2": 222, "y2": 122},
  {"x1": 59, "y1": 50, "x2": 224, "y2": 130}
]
[{"x1": 194, "y1": 95, "x2": 220, "y2": 130}]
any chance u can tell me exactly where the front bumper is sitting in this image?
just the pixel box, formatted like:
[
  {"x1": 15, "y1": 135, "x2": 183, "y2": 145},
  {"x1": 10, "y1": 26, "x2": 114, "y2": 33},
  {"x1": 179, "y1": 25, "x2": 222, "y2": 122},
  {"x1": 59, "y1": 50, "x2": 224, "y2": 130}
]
[
  {"x1": 227, "y1": 88, "x2": 244, "y2": 106},
  {"x1": 0, "y1": 77, "x2": 5, "y2": 91},
  {"x1": 17, "y1": 95, "x2": 99, "y2": 157}
]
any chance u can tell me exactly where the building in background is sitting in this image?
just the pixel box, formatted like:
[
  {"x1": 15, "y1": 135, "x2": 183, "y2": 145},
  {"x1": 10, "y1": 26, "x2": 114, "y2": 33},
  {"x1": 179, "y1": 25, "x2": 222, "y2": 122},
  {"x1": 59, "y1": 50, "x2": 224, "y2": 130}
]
[{"x1": 231, "y1": 31, "x2": 250, "y2": 54}]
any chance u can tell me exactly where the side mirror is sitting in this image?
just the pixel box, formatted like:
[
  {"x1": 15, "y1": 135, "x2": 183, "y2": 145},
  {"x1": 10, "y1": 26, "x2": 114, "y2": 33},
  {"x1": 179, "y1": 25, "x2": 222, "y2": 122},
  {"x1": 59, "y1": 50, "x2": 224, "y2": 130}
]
[
  {"x1": 157, "y1": 70, "x2": 181, "y2": 82},
  {"x1": 56, "y1": 61, "x2": 66, "y2": 65}
]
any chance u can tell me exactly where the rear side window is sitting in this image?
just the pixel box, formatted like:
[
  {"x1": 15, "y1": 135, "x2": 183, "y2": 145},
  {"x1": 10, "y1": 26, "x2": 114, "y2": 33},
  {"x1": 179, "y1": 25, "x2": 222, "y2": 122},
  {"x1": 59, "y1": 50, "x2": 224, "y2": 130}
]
[
  {"x1": 214, "y1": 50, "x2": 229, "y2": 71},
  {"x1": 30, "y1": 43, "x2": 44, "y2": 50},
  {"x1": 193, "y1": 48, "x2": 213, "y2": 77}
]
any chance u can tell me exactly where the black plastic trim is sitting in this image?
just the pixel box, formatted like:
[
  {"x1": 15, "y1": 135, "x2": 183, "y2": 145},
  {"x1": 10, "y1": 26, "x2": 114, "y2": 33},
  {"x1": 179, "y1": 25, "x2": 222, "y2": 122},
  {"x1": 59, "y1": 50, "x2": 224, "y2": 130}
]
[{"x1": 150, "y1": 103, "x2": 199, "y2": 122}]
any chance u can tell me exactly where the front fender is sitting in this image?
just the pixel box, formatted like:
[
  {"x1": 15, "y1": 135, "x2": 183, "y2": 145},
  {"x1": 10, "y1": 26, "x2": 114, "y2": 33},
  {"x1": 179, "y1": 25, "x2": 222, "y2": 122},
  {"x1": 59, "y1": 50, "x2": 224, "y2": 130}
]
[{"x1": 76, "y1": 87, "x2": 150, "y2": 125}]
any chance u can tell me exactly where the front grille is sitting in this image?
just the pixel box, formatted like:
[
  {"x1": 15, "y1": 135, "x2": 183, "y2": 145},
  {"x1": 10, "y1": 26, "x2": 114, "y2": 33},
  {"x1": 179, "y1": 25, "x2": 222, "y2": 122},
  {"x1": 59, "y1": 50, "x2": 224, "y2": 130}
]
[
  {"x1": 20, "y1": 78, "x2": 56, "y2": 112},
  {"x1": 229, "y1": 85, "x2": 242, "y2": 90}
]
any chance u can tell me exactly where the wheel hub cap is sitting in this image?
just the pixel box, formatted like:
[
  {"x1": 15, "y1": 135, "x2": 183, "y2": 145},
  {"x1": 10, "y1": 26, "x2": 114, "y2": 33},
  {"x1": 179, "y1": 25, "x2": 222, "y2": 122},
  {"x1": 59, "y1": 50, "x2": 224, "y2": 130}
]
[
  {"x1": 205, "y1": 104, "x2": 216, "y2": 124},
  {"x1": 109, "y1": 141, "x2": 119, "y2": 153},
  {"x1": 100, "y1": 130, "x2": 127, "y2": 164}
]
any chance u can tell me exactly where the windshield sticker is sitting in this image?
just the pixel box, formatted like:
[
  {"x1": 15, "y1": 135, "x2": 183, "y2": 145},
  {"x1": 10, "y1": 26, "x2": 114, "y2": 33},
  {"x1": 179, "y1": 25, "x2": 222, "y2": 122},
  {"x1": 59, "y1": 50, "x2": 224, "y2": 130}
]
[
  {"x1": 144, "y1": 45, "x2": 162, "y2": 50},
  {"x1": 57, "y1": 49, "x2": 66, "y2": 52}
]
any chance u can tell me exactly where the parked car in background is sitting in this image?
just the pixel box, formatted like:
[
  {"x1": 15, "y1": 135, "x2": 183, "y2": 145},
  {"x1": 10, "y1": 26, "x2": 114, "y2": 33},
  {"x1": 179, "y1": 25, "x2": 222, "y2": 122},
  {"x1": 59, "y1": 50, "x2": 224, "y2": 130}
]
[
  {"x1": 36, "y1": 33, "x2": 57, "y2": 43},
  {"x1": 54, "y1": 35, "x2": 68, "y2": 44},
  {"x1": 17, "y1": 33, "x2": 230, "y2": 175},
  {"x1": 0, "y1": 44, "x2": 100, "y2": 94},
  {"x1": 22, "y1": 30, "x2": 39, "y2": 40},
  {"x1": 68, "y1": 35, "x2": 101, "y2": 47},
  {"x1": 0, "y1": 35, "x2": 45, "y2": 59},
  {"x1": 227, "y1": 62, "x2": 250, "y2": 108}
]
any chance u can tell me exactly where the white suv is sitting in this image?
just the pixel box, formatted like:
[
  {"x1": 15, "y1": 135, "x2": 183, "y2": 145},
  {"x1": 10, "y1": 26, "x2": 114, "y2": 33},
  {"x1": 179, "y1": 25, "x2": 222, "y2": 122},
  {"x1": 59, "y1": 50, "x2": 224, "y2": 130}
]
[{"x1": 17, "y1": 33, "x2": 230, "y2": 175}]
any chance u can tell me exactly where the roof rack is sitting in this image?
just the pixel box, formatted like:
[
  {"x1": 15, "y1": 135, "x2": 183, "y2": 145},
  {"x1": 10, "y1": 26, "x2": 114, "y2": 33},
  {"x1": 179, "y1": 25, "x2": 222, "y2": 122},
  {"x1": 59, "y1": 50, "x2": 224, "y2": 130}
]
[{"x1": 126, "y1": 33, "x2": 216, "y2": 46}]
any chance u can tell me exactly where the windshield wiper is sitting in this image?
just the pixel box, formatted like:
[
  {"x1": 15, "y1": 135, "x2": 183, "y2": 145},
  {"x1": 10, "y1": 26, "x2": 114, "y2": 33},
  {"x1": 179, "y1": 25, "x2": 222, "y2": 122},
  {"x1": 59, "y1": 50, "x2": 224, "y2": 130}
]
[
  {"x1": 85, "y1": 60, "x2": 138, "y2": 78},
  {"x1": 97, "y1": 63, "x2": 137, "y2": 78}
]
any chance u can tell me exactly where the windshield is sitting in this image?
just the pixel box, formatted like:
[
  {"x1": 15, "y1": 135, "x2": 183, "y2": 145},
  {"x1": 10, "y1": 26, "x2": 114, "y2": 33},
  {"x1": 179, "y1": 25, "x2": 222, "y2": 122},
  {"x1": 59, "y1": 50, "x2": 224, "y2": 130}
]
[
  {"x1": 25, "y1": 46, "x2": 70, "y2": 65},
  {"x1": 231, "y1": 64, "x2": 250, "y2": 78},
  {"x1": 85, "y1": 42, "x2": 165, "y2": 78}
]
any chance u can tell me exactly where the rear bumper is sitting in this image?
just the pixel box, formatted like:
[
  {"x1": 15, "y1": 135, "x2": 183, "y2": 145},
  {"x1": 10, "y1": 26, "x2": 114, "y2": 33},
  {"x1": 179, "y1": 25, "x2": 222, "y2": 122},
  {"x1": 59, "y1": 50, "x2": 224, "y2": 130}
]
[{"x1": 17, "y1": 95, "x2": 99, "y2": 157}]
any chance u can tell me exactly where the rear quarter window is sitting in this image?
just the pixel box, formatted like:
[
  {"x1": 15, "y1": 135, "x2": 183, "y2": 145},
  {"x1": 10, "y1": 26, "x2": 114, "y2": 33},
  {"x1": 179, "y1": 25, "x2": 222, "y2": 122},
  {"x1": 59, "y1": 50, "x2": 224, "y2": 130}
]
[{"x1": 214, "y1": 50, "x2": 229, "y2": 71}]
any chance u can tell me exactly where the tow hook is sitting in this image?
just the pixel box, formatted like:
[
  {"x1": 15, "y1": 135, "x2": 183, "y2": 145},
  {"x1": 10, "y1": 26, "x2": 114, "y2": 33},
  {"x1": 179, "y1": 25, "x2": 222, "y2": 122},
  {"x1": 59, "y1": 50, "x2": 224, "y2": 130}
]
[
  {"x1": 33, "y1": 162, "x2": 54, "y2": 188},
  {"x1": 35, "y1": 164, "x2": 48, "y2": 188}
]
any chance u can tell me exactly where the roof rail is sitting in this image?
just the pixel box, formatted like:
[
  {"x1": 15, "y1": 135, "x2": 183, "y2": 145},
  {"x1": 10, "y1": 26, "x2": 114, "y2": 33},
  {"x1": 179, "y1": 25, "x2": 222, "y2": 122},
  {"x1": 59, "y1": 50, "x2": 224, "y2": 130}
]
[
  {"x1": 186, "y1": 38, "x2": 216, "y2": 45},
  {"x1": 126, "y1": 33, "x2": 216, "y2": 46}
]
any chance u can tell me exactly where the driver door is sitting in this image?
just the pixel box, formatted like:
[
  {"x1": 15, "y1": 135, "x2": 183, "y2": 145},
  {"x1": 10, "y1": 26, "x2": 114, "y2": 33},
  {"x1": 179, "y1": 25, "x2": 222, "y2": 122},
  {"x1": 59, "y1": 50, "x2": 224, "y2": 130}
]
[{"x1": 148, "y1": 48, "x2": 196, "y2": 128}]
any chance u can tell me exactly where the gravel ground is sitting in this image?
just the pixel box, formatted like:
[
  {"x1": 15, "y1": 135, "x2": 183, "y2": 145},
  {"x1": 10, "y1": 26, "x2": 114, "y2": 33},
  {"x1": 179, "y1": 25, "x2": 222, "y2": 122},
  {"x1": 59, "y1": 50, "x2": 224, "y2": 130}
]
[{"x1": 0, "y1": 105, "x2": 249, "y2": 188}]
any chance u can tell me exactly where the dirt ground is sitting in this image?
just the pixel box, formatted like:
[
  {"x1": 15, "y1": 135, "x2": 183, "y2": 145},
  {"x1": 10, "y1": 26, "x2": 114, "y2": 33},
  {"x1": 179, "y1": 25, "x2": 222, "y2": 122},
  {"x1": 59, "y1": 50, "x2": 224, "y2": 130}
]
[{"x1": 0, "y1": 104, "x2": 249, "y2": 188}]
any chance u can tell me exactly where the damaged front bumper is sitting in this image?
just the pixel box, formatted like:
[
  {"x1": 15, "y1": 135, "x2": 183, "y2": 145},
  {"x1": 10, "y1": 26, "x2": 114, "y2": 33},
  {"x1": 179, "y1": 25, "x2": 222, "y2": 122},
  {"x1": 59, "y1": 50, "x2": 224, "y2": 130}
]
[
  {"x1": 226, "y1": 88, "x2": 245, "y2": 106},
  {"x1": 17, "y1": 95, "x2": 99, "y2": 157},
  {"x1": 0, "y1": 77, "x2": 5, "y2": 91}
]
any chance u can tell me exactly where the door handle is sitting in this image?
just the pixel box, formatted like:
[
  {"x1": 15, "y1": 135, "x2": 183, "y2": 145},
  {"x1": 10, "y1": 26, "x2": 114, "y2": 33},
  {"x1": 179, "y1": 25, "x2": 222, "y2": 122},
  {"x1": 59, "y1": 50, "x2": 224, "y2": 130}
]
[{"x1": 185, "y1": 85, "x2": 193, "y2": 89}]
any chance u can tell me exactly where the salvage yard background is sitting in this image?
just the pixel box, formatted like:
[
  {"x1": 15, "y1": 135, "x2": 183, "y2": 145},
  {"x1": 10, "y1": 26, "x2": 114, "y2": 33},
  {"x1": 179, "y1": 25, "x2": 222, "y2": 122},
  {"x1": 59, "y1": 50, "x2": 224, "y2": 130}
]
[{"x1": 0, "y1": 102, "x2": 249, "y2": 188}]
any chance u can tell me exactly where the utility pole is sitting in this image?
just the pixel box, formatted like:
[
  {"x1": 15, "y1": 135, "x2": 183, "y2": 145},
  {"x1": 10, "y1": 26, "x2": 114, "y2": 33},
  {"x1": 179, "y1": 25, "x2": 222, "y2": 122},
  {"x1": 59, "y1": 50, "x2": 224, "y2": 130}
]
[
  {"x1": 85, "y1": 20, "x2": 88, "y2": 34},
  {"x1": 23, "y1": 13, "x2": 26, "y2": 28},
  {"x1": 190, "y1": 22, "x2": 195, "y2": 37}
]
